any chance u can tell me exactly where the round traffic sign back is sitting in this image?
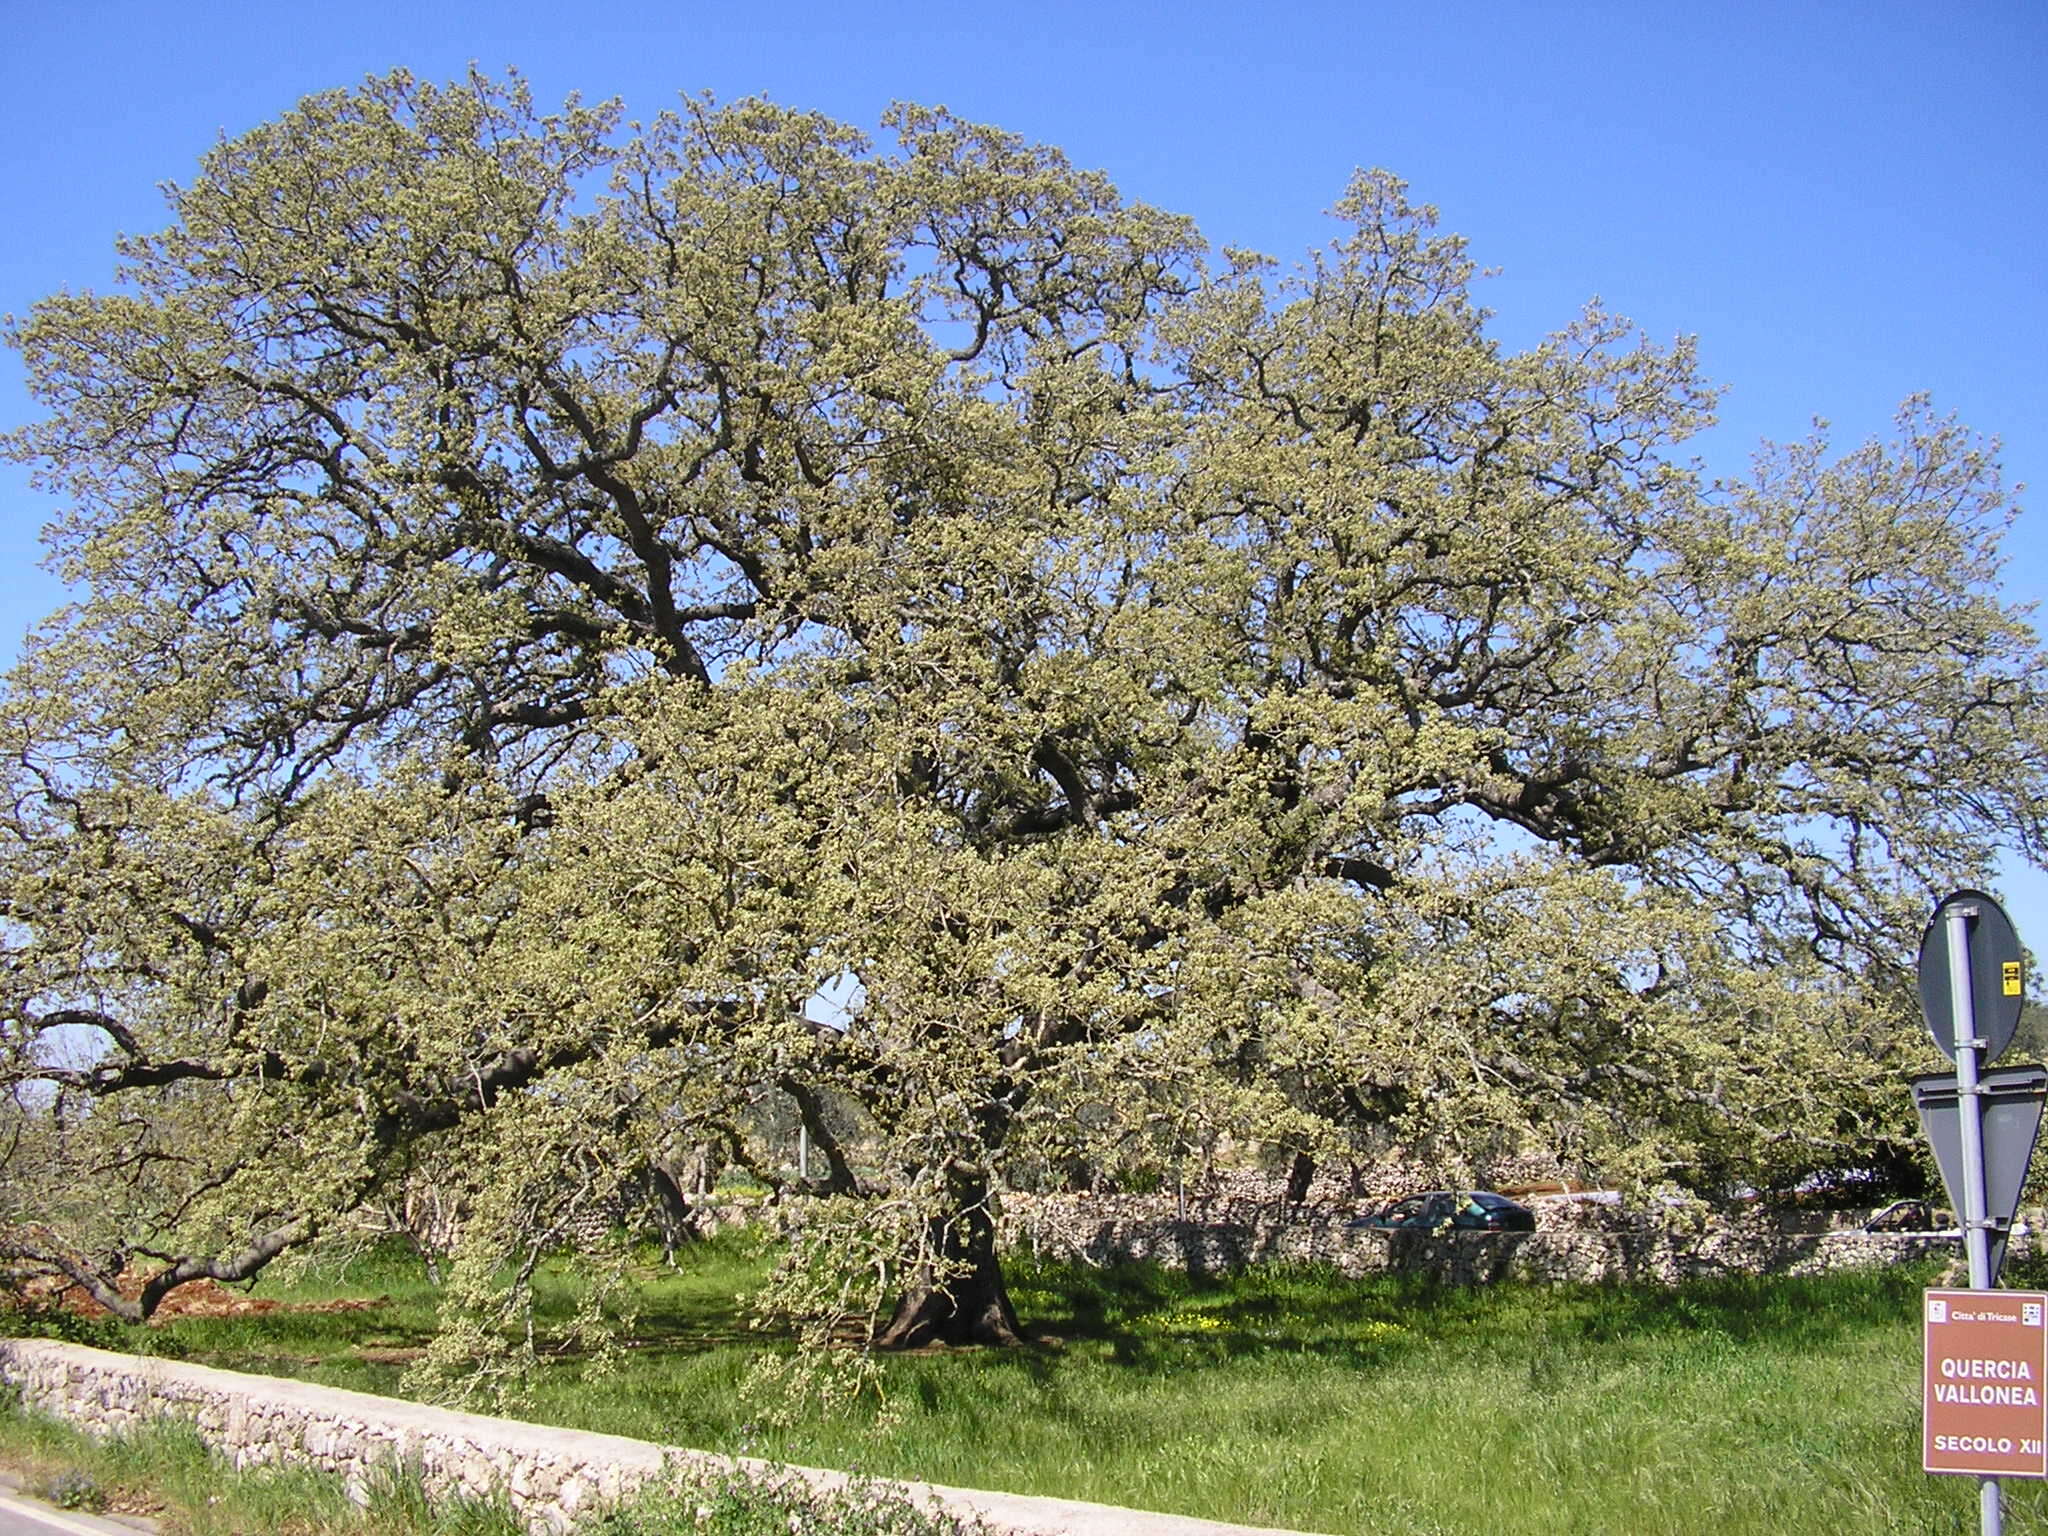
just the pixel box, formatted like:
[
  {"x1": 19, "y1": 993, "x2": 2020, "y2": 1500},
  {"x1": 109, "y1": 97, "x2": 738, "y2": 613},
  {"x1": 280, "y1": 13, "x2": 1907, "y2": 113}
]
[{"x1": 1918, "y1": 889, "x2": 2026, "y2": 1064}]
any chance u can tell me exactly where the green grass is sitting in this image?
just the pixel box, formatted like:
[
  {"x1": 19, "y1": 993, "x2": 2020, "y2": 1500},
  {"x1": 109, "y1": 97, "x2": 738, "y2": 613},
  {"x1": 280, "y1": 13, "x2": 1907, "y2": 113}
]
[{"x1": 30, "y1": 1238, "x2": 2048, "y2": 1534}]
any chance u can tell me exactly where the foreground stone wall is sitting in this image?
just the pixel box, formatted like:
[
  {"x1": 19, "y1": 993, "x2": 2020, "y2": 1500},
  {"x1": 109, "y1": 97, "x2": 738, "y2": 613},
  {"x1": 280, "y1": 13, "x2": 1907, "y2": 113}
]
[
  {"x1": 0, "y1": 1340, "x2": 1316, "y2": 1536},
  {"x1": 0, "y1": 1342, "x2": 662, "y2": 1529}
]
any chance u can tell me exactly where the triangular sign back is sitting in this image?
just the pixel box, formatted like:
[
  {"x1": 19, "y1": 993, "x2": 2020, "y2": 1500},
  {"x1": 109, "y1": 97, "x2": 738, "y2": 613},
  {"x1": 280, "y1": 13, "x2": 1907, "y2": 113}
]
[{"x1": 1911, "y1": 1062, "x2": 2048, "y2": 1284}]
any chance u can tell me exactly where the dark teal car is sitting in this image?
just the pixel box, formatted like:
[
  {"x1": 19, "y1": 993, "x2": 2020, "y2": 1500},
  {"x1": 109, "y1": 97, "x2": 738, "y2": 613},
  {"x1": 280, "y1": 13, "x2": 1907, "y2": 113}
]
[{"x1": 1348, "y1": 1191, "x2": 1537, "y2": 1232}]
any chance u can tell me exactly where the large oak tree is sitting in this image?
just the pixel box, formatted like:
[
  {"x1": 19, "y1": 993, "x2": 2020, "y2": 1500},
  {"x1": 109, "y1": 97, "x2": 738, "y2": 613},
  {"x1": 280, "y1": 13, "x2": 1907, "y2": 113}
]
[{"x1": 3, "y1": 71, "x2": 2043, "y2": 1376}]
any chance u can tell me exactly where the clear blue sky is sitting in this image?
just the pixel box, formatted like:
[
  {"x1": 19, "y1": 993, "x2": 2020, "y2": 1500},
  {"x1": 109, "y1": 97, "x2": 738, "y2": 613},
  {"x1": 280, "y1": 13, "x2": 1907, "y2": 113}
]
[{"x1": 2, "y1": 0, "x2": 2044, "y2": 942}]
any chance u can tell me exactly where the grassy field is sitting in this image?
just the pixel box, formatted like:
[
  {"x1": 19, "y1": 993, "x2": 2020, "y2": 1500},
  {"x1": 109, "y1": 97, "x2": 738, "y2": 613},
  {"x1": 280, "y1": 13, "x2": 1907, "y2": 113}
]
[{"x1": 17, "y1": 1236, "x2": 2048, "y2": 1535}]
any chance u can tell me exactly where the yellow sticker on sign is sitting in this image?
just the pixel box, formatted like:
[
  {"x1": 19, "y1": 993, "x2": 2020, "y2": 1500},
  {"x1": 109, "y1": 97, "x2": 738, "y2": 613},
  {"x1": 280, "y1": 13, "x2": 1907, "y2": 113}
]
[{"x1": 2005, "y1": 961, "x2": 2024, "y2": 997}]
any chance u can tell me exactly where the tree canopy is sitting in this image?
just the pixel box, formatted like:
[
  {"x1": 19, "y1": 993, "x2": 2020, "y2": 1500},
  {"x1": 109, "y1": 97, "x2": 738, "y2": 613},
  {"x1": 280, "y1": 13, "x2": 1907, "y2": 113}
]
[{"x1": 3, "y1": 69, "x2": 2043, "y2": 1380}]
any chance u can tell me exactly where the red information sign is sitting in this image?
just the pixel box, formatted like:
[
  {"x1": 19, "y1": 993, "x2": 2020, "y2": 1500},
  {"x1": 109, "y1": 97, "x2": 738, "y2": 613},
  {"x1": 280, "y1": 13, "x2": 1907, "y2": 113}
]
[{"x1": 1925, "y1": 1288, "x2": 2048, "y2": 1477}]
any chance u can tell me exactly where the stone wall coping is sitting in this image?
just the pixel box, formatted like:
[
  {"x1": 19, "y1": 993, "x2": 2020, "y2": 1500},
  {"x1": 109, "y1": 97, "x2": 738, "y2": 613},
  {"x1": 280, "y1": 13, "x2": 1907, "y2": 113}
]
[{"x1": 0, "y1": 1340, "x2": 1322, "y2": 1536}]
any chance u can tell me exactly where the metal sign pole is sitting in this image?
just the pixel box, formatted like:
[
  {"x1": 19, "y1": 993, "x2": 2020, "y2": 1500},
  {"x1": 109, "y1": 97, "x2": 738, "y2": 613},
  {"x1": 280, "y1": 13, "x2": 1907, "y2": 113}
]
[{"x1": 1948, "y1": 902, "x2": 2002, "y2": 1536}]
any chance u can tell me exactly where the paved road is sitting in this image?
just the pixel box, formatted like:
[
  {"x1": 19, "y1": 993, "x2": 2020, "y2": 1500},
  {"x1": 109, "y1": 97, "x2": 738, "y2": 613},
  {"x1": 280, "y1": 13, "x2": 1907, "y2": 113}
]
[{"x1": 0, "y1": 1478, "x2": 155, "y2": 1536}]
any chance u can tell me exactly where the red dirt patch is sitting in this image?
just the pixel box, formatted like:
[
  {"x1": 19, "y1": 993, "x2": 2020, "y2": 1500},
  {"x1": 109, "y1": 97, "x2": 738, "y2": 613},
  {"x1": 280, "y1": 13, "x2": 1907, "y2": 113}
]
[{"x1": 26, "y1": 1272, "x2": 388, "y2": 1323}]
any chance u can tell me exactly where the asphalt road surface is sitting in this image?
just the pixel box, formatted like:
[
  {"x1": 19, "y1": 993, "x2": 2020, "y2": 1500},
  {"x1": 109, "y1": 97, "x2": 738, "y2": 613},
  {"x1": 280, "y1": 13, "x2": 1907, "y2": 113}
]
[{"x1": 0, "y1": 1480, "x2": 156, "y2": 1536}]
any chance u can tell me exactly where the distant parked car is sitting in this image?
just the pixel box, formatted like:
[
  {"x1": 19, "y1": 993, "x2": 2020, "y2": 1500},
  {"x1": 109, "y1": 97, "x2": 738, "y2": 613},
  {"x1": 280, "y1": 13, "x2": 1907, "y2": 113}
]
[
  {"x1": 1862, "y1": 1199, "x2": 1936, "y2": 1233},
  {"x1": 1348, "y1": 1190, "x2": 1537, "y2": 1233},
  {"x1": 1859, "y1": 1199, "x2": 2011, "y2": 1240}
]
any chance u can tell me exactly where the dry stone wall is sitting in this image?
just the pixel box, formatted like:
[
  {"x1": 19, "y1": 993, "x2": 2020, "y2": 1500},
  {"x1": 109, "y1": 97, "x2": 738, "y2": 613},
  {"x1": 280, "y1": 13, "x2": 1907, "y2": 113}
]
[
  {"x1": 0, "y1": 1341, "x2": 665, "y2": 1529},
  {"x1": 1001, "y1": 1198, "x2": 1999, "y2": 1284},
  {"x1": 0, "y1": 1340, "x2": 1317, "y2": 1536}
]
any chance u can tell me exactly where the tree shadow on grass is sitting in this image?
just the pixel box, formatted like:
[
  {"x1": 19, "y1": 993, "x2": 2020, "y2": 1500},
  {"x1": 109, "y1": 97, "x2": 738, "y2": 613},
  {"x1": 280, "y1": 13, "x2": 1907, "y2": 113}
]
[
  {"x1": 997, "y1": 1252, "x2": 1945, "y2": 1377},
  {"x1": 151, "y1": 1242, "x2": 1944, "y2": 1399}
]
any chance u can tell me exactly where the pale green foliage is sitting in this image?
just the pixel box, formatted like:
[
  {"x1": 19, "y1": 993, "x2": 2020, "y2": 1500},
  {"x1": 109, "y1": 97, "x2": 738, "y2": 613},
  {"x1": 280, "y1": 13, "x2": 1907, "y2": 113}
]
[
  {"x1": 593, "y1": 1460, "x2": 986, "y2": 1535},
  {"x1": 1, "y1": 70, "x2": 2042, "y2": 1381}
]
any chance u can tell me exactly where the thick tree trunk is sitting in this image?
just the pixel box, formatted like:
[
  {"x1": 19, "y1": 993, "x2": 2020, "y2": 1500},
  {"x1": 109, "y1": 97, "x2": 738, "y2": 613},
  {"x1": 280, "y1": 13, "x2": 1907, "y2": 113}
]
[
  {"x1": 644, "y1": 1160, "x2": 703, "y2": 1264},
  {"x1": 1285, "y1": 1150, "x2": 1317, "y2": 1208},
  {"x1": 871, "y1": 1168, "x2": 1023, "y2": 1350}
]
